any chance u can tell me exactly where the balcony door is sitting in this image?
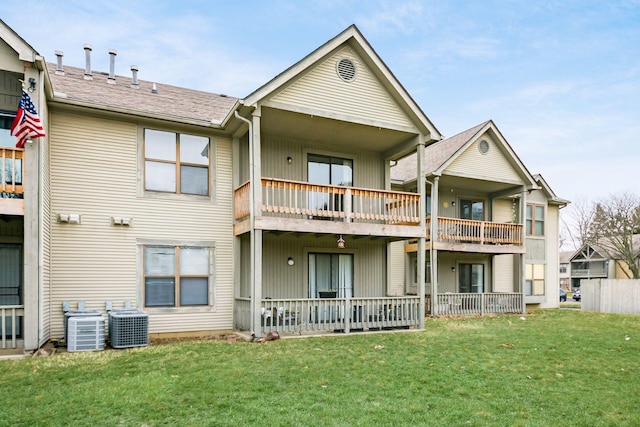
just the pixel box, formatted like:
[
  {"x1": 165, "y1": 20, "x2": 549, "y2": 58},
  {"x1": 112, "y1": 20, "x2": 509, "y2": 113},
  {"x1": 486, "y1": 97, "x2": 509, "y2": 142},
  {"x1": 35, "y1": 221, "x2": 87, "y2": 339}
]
[
  {"x1": 460, "y1": 199, "x2": 484, "y2": 221},
  {"x1": 307, "y1": 154, "x2": 353, "y2": 215},
  {"x1": 308, "y1": 253, "x2": 353, "y2": 298},
  {"x1": 458, "y1": 263, "x2": 484, "y2": 293},
  {"x1": 0, "y1": 244, "x2": 23, "y2": 337}
]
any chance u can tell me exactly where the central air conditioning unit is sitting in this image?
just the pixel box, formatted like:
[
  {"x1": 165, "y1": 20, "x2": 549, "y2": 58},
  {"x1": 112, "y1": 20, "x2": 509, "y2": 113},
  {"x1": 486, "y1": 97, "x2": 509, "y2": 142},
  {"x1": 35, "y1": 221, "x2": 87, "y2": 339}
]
[
  {"x1": 67, "y1": 316, "x2": 105, "y2": 352},
  {"x1": 64, "y1": 310, "x2": 102, "y2": 345},
  {"x1": 108, "y1": 309, "x2": 149, "y2": 348}
]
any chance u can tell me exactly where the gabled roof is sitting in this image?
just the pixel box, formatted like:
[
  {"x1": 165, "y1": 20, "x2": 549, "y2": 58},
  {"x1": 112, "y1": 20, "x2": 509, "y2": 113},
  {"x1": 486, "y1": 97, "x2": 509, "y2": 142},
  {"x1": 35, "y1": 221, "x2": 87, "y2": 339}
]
[
  {"x1": 570, "y1": 235, "x2": 640, "y2": 261},
  {"x1": 47, "y1": 64, "x2": 239, "y2": 126},
  {"x1": 392, "y1": 120, "x2": 538, "y2": 189},
  {"x1": 534, "y1": 174, "x2": 570, "y2": 207},
  {"x1": 0, "y1": 19, "x2": 40, "y2": 63},
  {"x1": 243, "y1": 25, "x2": 441, "y2": 139}
]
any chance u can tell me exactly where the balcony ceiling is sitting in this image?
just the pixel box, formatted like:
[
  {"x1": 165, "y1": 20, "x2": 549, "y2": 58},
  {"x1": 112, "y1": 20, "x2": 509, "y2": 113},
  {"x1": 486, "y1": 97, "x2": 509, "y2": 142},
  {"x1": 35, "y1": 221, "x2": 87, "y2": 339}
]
[
  {"x1": 439, "y1": 175, "x2": 524, "y2": 196},
  {"x1": 260, "y1": 107, "x2": 416, "y2": 153}
]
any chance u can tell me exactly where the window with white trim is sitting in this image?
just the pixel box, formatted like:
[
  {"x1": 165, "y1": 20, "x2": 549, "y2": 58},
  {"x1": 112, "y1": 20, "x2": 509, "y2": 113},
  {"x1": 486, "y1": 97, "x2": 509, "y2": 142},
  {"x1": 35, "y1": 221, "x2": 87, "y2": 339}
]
[
  {"x1": 144, "y1": 129, "x2": 210, "y2": 195},
  {"x1": 143, "y1": 245, "x2": 212, "y2": 307},
  {"x1": 526, "y1": 204, "x2": 545, "y2": 236},
  {"x1": 525, "y1": 264, "x2": 545, "y2": 296}
]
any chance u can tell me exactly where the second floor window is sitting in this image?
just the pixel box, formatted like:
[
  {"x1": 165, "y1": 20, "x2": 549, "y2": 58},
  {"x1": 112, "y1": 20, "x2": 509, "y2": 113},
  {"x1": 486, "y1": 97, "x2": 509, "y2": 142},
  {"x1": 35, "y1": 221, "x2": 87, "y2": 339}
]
[
  {"x1": 526, "y1": 204, "x2": 544, "y2": 236},
  {"x1": 144, "y1": 129, "x2": 210, "y2": 196}
]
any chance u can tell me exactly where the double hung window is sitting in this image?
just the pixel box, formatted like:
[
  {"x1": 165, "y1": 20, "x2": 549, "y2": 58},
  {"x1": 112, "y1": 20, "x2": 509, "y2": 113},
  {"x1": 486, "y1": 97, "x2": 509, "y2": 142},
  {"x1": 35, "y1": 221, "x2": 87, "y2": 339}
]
[
  {"x1": 525, "y1": 264, "x2": 545, "y2": 296},
  {"x1": 144, "y1": 246, "x2": 211, "y2": 307},
  {"x1": 526, "y1": 204, "x2": 545, "y2": 236},
  {"x1": 144, "y1": 129, "x2": 210, "y2": 196}
]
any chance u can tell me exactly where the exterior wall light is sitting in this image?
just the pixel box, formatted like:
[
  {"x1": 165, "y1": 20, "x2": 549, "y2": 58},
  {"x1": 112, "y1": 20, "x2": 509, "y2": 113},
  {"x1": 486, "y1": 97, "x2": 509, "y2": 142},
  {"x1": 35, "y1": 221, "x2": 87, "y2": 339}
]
[{"x1": 287, "y1": 257, "x2": 294, "y2": 266}]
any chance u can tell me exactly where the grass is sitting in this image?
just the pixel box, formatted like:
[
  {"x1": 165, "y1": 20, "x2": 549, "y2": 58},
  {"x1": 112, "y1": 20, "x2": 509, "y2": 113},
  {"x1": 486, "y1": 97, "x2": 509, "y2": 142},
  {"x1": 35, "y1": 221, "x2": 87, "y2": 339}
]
[{"x1": 1, "y1": 309, "x2": 639, "y2": 426}]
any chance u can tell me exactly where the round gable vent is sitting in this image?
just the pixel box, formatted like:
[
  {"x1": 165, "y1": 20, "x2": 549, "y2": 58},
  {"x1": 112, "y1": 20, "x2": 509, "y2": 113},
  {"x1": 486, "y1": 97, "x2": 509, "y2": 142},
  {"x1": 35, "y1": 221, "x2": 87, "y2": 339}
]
[
  {"x1": 337, "y1": 58, "x2": 356, "y2": 82},
  {"x1": 478, "y1": 139, "x2": 490, "y2": 154}
]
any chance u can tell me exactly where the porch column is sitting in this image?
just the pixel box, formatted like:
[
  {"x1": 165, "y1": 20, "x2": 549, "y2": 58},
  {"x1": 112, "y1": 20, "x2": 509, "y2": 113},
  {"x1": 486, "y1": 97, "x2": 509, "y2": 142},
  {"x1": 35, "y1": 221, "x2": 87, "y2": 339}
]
[
  {"x1": 430, "y1": 176, "x2": 439, "y2": 317},
  {"x1": 519, "y1": 186, "x2": 527, "y2": 315},
  {"x1": 250, "y1": 107, "x2": 264, "y2": 337},
  {"x1": 416, "y1": 136, "x2": 426, "y2": 329},
  {"x1": 24, "y1": 67, "x2": 44, "y2": 351}
]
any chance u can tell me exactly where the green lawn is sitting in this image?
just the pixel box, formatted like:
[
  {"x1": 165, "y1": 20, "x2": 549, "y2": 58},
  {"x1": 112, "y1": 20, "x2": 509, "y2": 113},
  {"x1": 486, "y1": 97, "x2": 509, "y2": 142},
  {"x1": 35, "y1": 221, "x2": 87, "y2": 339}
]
[{"x1": 1, "y1": 309, "x2": 638, "y2": 426}]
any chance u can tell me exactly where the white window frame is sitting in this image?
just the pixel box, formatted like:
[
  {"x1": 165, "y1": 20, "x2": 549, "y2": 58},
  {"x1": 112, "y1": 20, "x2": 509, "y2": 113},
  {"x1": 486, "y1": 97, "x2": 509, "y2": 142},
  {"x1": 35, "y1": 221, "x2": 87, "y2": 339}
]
[
  {"x1": 139, "y1": 127, "x2": 216, "y2": 201},
  {"x1": 137, "y1": 240, "x2": 216, "y2": 313}
]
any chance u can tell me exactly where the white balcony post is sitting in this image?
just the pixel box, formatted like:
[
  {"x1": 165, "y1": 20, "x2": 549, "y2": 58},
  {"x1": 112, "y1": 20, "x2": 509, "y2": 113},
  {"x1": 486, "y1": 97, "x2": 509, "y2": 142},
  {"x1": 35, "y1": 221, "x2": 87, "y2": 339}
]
[{"x1": 344, "y1": 188, "x2": 352, "y2": 222}]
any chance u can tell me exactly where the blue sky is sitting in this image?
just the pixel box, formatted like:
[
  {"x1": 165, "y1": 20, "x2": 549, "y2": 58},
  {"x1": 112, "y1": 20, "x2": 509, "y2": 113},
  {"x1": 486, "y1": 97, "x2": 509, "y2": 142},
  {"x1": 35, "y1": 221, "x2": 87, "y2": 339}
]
[{"x1": 3, "y1": 0, "x2": 640, "y2": 233}]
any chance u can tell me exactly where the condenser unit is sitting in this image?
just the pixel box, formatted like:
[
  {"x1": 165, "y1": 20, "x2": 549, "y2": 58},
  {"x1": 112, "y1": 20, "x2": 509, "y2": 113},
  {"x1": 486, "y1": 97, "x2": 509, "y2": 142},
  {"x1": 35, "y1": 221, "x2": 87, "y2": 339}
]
[
  {"x1": 108, "y1": 309, "x2": 149, "y2": 348},
  {"x1": 67, "y1": 316, "x2": 105, "y2": 352},
  {"x1": 64, "y1": 310, "x2": 101, "y2": 345}
]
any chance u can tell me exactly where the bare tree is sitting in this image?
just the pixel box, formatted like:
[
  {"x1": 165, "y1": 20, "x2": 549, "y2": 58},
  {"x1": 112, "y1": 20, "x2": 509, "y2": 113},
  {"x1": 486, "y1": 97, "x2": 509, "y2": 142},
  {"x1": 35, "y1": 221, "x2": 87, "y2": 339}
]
[
  {"x1": 587, "y1": 193, "x2": 640, "y2": 279},
  {"x1": 562, "y1": 199, "x2": 597, "y2": 250}
]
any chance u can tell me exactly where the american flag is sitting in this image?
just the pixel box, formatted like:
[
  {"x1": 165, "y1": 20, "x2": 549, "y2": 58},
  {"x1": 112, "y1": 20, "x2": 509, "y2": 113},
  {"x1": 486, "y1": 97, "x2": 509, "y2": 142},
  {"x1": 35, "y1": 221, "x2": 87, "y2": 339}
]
[{"x1": 10, "y1": 90, "x2": 46, "y2": 148}]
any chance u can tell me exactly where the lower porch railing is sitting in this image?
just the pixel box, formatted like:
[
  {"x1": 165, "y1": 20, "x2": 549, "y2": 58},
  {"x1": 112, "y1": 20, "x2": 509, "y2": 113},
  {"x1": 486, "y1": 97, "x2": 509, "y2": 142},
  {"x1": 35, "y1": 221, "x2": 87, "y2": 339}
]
[
  {"x1": 1, "y1": 305, "x2": 24, "y2": 349},
  {"x1": 434, "y1": 293, "x2": 522, "y2": 316},
  {"x1": 235, "y1": 297, "x2": 421, "y2": 335}
]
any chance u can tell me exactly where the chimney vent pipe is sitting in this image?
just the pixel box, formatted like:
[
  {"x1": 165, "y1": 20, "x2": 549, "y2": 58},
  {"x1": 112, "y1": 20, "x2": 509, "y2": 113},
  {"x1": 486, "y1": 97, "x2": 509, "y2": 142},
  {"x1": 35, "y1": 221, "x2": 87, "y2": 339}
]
[
  {"x1": 55, "y1": 50, "x2": 64, "y2": 75},
  {"x1": 108, "y1": 49, "x2": 117, "y2": 84},
  {"x1": 131, "y1": 65, "x2": 139, "y2": 89},
  {"x1": 83, "y1": 44, "x2": 93, "y2": 80}
]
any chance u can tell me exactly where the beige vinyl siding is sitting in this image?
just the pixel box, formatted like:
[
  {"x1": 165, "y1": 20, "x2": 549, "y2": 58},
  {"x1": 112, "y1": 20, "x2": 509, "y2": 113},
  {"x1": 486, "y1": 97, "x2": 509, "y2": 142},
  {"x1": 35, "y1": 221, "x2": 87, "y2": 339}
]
[
  {"x1": 49, "y1": 112, "x2": 234, "y2": 336},
  {"x1": 388, "y1": 241, "x2": 405, "y2": 296},
  {"x1": 493, "y1": 254, "x2": 514, "y2": 292},
  {"x1": 261, "y1": 235, "x2": 387, "y2": 298},
  {"x1": 270, "y1": 47, "x2": 413, "y2": 130},
  {"x1": 540, "y1": 204, "x2": 560, "y2": 308},
  {"x1": 0, "y1": 39, "x2": 25, "y2": 74},
  {"x1": 493, "y1": 198, "x2": 514, "y2": 223},
  {"x1": 261, "y1": 134, "x2": 384, "y2": 189},
  {"x1": 447, "y1": 136, "x2": 521, "y2": 183}
]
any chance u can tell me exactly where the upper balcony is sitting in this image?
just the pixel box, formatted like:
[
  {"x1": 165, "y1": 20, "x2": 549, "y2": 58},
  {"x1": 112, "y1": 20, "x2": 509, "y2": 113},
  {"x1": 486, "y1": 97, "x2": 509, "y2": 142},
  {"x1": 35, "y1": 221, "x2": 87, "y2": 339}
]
[
  {"x1": 0, "y1": 146, "x2": 24, "y2": 216},
  {"x1": 234, "y1": 177, "x2": 424, "y2": 238},
  {"x1": 425, "y1": 216, "x2": 525, "y2": 254}
]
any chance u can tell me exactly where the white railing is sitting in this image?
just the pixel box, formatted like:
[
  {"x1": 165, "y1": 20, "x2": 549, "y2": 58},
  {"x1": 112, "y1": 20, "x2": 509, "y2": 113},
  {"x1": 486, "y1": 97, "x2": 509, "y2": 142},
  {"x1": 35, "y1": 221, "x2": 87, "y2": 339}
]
[
  {"x1": 1, "y1": 305, "x2": 23, "y2": 349},
  {"x1": 234, "y1": 298, "x2": 252, "y2": 331},
  {"x1": 251, "y1": 296, "x2": 420, "y2": 334},
  {"x1": 435, "y1": 293, "x2": 522, "y2": 316},
  {"x1": 234, "y1": 178, "x2": 421, "y2": 225}
]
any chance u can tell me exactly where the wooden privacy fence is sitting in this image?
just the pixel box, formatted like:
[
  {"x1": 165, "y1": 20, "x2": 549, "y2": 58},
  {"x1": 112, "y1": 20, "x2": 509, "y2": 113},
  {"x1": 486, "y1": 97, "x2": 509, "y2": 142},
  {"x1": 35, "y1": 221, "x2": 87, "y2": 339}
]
[
  {"x1": 234, "y1": 178, "x2": 421, "y2": 224},
  {"x1": 427, "y1": 217, "x2": 523, "y2": 245},
  {"x1": 581, "y1": 279, "x2": 640, "y2": 315}
]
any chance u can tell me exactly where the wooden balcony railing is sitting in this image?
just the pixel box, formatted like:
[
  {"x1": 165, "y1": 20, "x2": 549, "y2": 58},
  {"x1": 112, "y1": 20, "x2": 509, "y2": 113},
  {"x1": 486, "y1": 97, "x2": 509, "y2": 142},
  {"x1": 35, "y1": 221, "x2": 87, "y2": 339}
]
[
  {"x1": 234, "y1": 178, "x2": 421, "y2": 225},
  {"x1": 1, "y1": 147, "x2": 24, "y2": 196},
  {"x1": 435, "y1": 293, "x2": 522, "y2": 316},
  {"x1": 234, "y1": 296, "x2": 421, "y2": 334},
  {"x1": 427, "y1": 217, "x2": 523, "y2": 245}
]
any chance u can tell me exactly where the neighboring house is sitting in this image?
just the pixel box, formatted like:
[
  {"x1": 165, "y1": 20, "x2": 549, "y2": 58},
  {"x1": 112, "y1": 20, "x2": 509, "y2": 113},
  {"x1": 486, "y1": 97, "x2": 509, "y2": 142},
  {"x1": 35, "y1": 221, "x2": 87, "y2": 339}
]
[
  {"x1": 559, "y1": 251, "x2": 572, "y2": 291},
  {"x1": 390, "y1": 121, "x2": 568, "y2": 315},
  {"x1": 569, "y1": 235, "x2": 640, "y2": 289},
  {"x1": 0, "y1": 21, "x2": 567, "y2": 354}
]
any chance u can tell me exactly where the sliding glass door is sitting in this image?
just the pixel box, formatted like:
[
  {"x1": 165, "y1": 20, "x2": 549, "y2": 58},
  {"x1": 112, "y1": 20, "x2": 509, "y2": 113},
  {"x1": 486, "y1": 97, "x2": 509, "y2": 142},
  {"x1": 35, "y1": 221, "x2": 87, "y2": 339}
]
[{"x1": 308, "y1": 253, "x2": 353, "y2": 298}]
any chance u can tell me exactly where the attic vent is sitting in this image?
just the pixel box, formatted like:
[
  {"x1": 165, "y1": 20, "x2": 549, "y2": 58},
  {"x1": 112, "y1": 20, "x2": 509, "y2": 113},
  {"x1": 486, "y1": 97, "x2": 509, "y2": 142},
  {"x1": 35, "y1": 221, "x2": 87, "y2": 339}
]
[
  {"x1": 336, "y1": 58, "x2": 356, "y2": 82},
  {"x1": 478, "y1": 139, "x2": 490, "y2": 154}
]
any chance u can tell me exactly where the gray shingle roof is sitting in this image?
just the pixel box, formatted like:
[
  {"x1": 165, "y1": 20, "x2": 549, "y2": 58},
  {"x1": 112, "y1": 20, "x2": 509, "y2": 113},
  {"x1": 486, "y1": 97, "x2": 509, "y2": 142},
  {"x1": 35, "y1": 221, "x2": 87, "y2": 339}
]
[
  {"x1": 391, "y1": 121, "x2": 489, "y2": 183},
  {"x1": 47, "y1": 64, "x2": 238, "y2": 125}
]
